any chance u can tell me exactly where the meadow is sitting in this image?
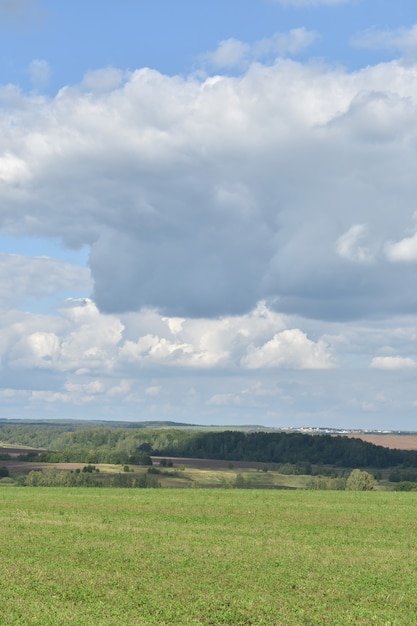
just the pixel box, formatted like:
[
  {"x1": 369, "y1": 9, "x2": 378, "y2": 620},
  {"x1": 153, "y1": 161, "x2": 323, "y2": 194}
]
[{"x1": 1, "y1": 488, "x2": 417, "y2": 625}]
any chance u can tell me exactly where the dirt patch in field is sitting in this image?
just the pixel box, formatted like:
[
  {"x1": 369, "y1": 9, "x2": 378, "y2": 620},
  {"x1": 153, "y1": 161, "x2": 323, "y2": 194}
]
[
  {"x1": 1, "y1": 461, "x2": 90, "y2": 473},
  {"x1": 0, "y1": 446, "x2": 45, "y2": 457},
  {"x1": 151, "y1": 456, "x2": 267, "y2": 470},
  {"x1": 2, "y1": 455, "x2": 267, "y2": 473},
  {"x1": 346, "y1": 434, "x2": 417, "y2": 451}
]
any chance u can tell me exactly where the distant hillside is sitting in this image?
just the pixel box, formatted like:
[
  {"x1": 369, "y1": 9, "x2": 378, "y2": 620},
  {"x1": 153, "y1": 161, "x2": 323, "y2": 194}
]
[
  {"x1": 0, "y1": 419, "x2": 195, "y2": 429},
  {"x1": 3, "y1": 421, "x2": 417, "y2": 468},
  {"x1": 155, "y1": 430, "x2": 417, "y2": 469}
]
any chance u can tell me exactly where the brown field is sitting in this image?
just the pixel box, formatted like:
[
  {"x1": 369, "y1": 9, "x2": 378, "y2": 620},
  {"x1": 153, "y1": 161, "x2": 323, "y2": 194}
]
[
  {"x1": 0, "y1": 445, "x2": 45, "y2": 456},
  {"x1": 151, "y1": 456, "x2": 268, "y2": 469},
  {"x1": 347, "y1": 433, "x2": 417, "y2": 451},
  {"x1": 0, "y1": 460, "x2": 91, "y2": 472},
  {"x1": 0, "y1": 455, "x2": 268, "y2": 474}
]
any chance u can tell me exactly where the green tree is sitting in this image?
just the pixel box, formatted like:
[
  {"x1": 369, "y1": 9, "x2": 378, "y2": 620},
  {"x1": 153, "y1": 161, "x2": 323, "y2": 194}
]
[
  {"x1": 25, "y1": 470, "x2": 42, "y2": 486},
  {"x1": 234, "y1": 473, "x2": 245, "y2": 488},
  {"x1": 346, "y1": 469, "x2": 375, "y2": 491},
  {"x1": 128, "y1": 450, "x2": 153, "y2": 465},
  {"x1": 134, "y1": 474, "x2": 160, "y2": 488}
]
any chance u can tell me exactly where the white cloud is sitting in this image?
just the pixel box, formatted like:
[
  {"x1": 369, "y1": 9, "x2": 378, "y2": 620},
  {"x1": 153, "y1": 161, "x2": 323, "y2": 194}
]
[
  {"x1": 0, "y1": 298, "x2": 333, "y2": 375},
  {"x1": 30, "y1": 390, "x2": 72, "y2": 403},
  {"x1": 202, "y1": 28, "x2": 317, "y2": 69},
  {"x1": 386, "y1": 231, "x2": 417, "y2": 263},
  {"x1": 108, "y1": 379, "x2": 131, "y2": 396},
  {"x1": 370, "y1": 356, "x2": 417, "y2": 370},
  {"x1": 119, "y1": 302, "x2": 288, "y2": 369},
  {"x1": 5, "y1": 299, "x2": 123, "y2": 373},
  {"x1": 204, "y1": 39, "x2": 249, "y2": 69},
  {"x1": 353, "y1": 25, "x2": 417, "y2": 59},
  {"x1": 336, "y1": 224, "x2": 371, "y2": 262},
  {"x1": 0, "y1": 253, "x2": 91, "y2": 308},
  {"x1": 120, "y1": 334, "x2": 197, "y2": 367},
  {"x1": 254, "y1": 28, "x2": 317, "y2": 57},
  {"x1": 242, "y1": 329, "x2": 334, "y2": 369},
  {"x1": 146, "y1": 385, "x2": 161, "y2": 396},
  {"x1": 208, "y1": 382, "x2": 291, "y2": 410},
  {"x1": 82, "y1": 67, "x2": 125, "y2": 93},
  {"x1": 1, "y1": 56, "x2": 417, "y2": 324},
  {"x1": 3, "y1": 16, "x2": 417, "y2": 427},
  {"x1": 58, "y1": 299, "x2": 124, "y2": 371},
  {"x1": 64, "y1": 380, "x2": 105, "y2": 394},
  {"x1": 207, "y1": 393, "x2": 242, "y2": 406},
  {"x1": 0, "y1": 153, "x2": 30, "y2": 183},
  {"x1": 329, "y1": 89, "x2": 417, "y2": 143},
  {"x1": 2, "y1": 296, "x2": 417, "y2": 425}
]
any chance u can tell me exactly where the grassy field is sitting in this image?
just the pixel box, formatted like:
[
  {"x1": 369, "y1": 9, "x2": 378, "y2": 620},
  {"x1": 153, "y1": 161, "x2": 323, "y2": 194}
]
[
  {"x1": 0, "y1": 456, "x2": 318, "y2": 489},
  {"x1": 1, "y1": 489, "x2": 417, "y2": 625}
]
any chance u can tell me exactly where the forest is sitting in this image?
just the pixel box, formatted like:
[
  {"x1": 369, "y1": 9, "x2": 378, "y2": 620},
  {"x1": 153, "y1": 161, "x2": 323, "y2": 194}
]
[{"x1": 1, "y1": 421, "x2": 416, "y2": 469}]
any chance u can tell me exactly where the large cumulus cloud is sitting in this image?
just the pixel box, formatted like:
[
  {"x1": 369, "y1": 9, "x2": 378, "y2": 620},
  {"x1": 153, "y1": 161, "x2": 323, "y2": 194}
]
[
  {"x1": 1, "y1": 298, "x2": 333, "y2": 374},
  {"x1": 1, "y1": 52, "x2": 417, "y2": 320}
]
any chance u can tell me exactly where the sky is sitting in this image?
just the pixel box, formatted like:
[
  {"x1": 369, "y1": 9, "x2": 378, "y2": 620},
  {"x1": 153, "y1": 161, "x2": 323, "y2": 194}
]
[{"x1": 1, "y1": 0, "x2": 417, "y2": 429}]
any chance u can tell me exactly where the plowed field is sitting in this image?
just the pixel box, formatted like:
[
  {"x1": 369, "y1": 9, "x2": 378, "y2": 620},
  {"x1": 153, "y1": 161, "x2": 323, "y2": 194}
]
[{"x1": 347, "y1": 433, "x2": 417, "y2": 450}]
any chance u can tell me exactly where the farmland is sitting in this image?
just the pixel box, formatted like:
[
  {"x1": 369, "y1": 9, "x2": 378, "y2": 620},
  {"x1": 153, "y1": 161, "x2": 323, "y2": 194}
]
[
  {"x1": 348, "y1": 433, "x2": 417, "y2": 451},
  {"x1": 0, "y1": 454, "x2": 316, "y2": 489},
  {"x1": 1, "y1": 488, "x2": 417, "y2": 625},
  {"x1": 3, "y1": 424, "x2": 417, "y2": 490}
]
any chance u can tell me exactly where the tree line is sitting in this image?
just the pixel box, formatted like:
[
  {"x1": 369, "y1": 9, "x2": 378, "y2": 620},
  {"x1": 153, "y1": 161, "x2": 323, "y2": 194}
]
[
  {"x1": 154, "y1": 430, "x2": 417, "y2": 469},
  {"x1": 20, "y1": 467, "x2": 161, "y2": 488}
]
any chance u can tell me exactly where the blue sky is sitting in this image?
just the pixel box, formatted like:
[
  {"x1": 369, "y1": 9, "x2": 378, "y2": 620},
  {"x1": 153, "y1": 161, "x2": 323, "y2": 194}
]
[
  {"x1": 1, "y1": 0, "x2": 417, "y2": 428},
  {"x1": 1, "y1": 0, "x2": 416, "y2": 91}
]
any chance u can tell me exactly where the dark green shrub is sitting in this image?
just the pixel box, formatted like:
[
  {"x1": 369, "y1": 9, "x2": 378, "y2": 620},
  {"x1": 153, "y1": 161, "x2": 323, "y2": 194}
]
[
  {"x1": 128, "y1": 452, "x2": 153, "y2": 465},
  {"x1": 394, "y1": 482, "x2": 417, "y2": 491},
  {"x1": 135, "y1": 474, "x2": 160, "y2": 488}
]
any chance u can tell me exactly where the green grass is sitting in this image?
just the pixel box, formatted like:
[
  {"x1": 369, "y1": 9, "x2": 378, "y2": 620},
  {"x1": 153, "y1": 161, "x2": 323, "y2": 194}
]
[
  {"x1": 1, "y1": 489, "x2": 417, "y2": 625},
  {"x1": 161, "y1": 466, "x2": 310, "y2": 489},
  {"x1": 3, "y1": 460, "x2": 318, "y2": 489}
]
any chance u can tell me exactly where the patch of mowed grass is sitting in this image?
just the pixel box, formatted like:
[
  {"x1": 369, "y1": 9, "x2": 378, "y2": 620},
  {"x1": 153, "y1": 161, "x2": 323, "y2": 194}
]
[{"x1": 1, "y1": 489, "x2": 417, "y2": 625}]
